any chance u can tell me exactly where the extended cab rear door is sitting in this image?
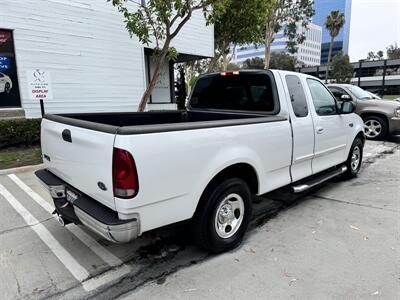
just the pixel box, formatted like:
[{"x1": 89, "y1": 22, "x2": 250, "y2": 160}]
[
  {"x1": 281, "y1": 73, "x2": 315, "y2": 181},
  {"x1": 305, "y1": 78, "x2": 348, "y2": 174}
]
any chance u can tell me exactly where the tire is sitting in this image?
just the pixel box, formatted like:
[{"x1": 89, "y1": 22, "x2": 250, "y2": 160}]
[
  {"x1": 4, "y1": 83, "x2": 11, "y2": 94},
  {"x1": 363, "y1": 116, "x2": 388, "y2": 140},
  {"x1": 343, "y1": 137, "x2": 363, "y2": 179},
  {"x1": 192, "y1": 178, "x2": 253, "y2": 253}
]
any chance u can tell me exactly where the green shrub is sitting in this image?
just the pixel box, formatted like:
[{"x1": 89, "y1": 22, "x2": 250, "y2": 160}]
[{"x1": 0, "y1": 118, "x2": 41, "y2": 149}]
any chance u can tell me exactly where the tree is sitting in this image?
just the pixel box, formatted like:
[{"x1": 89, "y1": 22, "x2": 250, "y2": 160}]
[
  {"x1": 183, "y1": 59, "x2": 210, "y2": 93},
  {"x1": 324, "y1": 10, "x2": 345, "y2": 82},
  {"x1": 387, "y1": 43, "x2": 400, "y2": 59},
  {"x1": 366, "y1": 51, "x2": 376, "y2": 61},
  {"x1": 207, "y1": 0, "x2": 266, "y2": 72},
  {"x1": 331, "y1": 52, "x2": 354, "y2": 83},
  {"x1": 242, "y1": 57, "x2": 265, "y2": 69},
  {"x1": 263, "y1": 0, "x2": 314, "y2": 69},
  {"x1": 269, "y1": 52, "x2": 296, "y2": 71},
  {"x1": 226, "y1": 63, "x2": 240, "y2": 70},
  {"x1": 377, "y1": 50, "x2": 384, "y2": 59},
  {"x1": 110, "y1": 0, "x2": 214, "y2": 112},
  {"x1": 242, "y1": 52, "x2": 296, "y2": 71}
]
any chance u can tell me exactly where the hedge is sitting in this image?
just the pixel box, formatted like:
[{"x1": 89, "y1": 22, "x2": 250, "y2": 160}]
[{"x1": 0, "y1": 118, "x2": 41, "y2": 149}]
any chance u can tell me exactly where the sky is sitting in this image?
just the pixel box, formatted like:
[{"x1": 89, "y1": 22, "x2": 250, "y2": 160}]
[{"x1": 348, "y1": 0, "x2": 400, "y2": 61}]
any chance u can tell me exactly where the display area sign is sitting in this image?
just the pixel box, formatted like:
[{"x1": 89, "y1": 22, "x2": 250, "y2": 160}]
[
  {"x1": 0, "y1": 29, "x2": 21, "y2": 108},
  {"x1": 27, "y1": 69, "x2": 53, "y2": 100}
]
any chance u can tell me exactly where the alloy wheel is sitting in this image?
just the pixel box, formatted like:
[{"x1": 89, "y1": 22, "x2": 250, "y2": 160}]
[{"x1": 364, "y1": 120, "x2": 382, "y2": 138}]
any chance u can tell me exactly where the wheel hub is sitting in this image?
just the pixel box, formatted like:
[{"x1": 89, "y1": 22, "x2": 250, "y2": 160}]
[
  {"x1": 351, "y1": 146, "x2": 360, "y2": 170},
  {"x1": 364, "y1": 120, "x2": 382, "y2": 138},
  {"x1": 214, "y1": 193, "x2": 245, "y2": 239}
]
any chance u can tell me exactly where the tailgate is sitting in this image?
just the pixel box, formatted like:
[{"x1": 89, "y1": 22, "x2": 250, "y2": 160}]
[{"x1": 41, "y1": 118, "x2": 117, "y2": 210}]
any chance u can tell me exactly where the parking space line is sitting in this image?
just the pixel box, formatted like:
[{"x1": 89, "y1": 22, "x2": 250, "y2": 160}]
[
  {"x1": 8, "y1": 174, "x2": 124, "y2": 268},
  {"x1": 0, "y1": 183, "x2": 90, "y2": 282}
]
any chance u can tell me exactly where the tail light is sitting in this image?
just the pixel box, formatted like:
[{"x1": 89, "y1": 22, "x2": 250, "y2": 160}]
[
  {"x1": 220, "y1": 71, "x2": 240, "y2": 76},
  {"x1": 112, "y1": 148, "x2": 139, "y2": 199}
]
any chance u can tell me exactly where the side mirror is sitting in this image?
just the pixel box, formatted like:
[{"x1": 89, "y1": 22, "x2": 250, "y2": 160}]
[
  {"x1": 340, "y1": 101, "x2": 355, "y2": 114},
  {"x1": 341, "y1": 94, "x2": 352, "y2": 101}
]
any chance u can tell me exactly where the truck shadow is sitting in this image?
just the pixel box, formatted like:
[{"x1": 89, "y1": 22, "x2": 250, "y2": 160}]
[{"x1": 88, "y1": 180, "x2": 340, "y2": 299}]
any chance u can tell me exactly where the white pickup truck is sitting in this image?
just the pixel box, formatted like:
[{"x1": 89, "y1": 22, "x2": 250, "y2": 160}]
[{"x1": 36, "y1": 70, "x2": 365, "y2": 253}]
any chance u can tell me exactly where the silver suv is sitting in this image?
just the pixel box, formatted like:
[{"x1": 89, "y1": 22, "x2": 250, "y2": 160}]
[{"x1": 328, "y1": 84, "x2": 400, "y2": 140}]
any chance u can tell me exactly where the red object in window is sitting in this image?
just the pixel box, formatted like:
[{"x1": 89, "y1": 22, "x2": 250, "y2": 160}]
[{"x1": 112, "y1": 148, "x2": 139, "y2": 199}]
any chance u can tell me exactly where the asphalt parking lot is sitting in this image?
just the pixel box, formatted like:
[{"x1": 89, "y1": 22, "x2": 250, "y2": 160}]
[{"x1": 0, "y1": 139, "x2": 399, "y2": 300}]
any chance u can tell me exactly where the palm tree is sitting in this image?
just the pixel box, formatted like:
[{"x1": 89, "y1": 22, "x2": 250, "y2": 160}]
[{"x1": 325, "y1": 10, "x2": 345, "y2": 83}]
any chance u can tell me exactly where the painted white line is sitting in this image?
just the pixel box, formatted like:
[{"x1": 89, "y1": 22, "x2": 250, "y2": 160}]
[
  {"x1": 82, "y1": 264, "x2": 131, "y2": 291},
  {"x1": 0, "y1": 183, "x2": 90, "y2": 282},
  {"x1": 8, "y1": 174, "x2": 124, "y2": 268}
]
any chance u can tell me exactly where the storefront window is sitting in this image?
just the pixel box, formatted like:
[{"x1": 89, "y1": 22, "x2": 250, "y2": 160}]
[{"x1": 0, "y1": 29, "x2": 21, "y2": 107}]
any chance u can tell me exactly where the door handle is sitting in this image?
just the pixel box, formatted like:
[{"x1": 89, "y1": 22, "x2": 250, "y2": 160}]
[
  {"x1": 316, "y1": 127, "x2": 324, "y2": 134},
  {"x1": 62, "y1": 129, "x2": 72, "y2": 143}
]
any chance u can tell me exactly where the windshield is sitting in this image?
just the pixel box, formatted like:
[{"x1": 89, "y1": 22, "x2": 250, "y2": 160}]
[{"x1": 348, "y1": 85, "x2": 374, "y2": 100}]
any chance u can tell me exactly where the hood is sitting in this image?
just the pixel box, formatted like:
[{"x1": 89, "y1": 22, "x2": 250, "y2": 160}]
[{"x1": 359, "y1": 98, "x2": 400, "y2": 109}]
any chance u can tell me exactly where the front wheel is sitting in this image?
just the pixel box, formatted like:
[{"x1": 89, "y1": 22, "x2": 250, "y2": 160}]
[
  {"x1": 192, "y1": 178, "x2": 253, "y2": 253},
  {"x1": 344, "y1": 137, "x2": 363, "y2": 179},
  {"x1": 363, "y1": 116, "x2": 387, "y2": 140}
]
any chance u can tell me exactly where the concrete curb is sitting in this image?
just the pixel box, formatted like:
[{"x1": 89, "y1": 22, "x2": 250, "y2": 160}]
[{"x1": 0, "y1": 163, "x2": 44, "y2": 175}]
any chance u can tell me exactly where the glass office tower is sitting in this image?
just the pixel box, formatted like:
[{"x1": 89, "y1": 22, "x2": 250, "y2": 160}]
[{"x1": 313, "y1": 0, "x2": 352, "y2": 64}]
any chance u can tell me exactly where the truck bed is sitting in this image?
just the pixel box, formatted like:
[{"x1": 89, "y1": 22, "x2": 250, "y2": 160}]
[{"x1": 44, "y1": 111, "x2": 286, "y2": 135}]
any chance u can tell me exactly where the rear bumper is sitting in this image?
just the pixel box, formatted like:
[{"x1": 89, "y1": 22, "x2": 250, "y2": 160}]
[{"x1": 35, "y1": 169, "x2": 139, "y2": 243}]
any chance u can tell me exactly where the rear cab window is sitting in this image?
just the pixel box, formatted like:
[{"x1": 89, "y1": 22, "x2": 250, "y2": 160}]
[
  {"x1": 285, "y1": 75, "x2": 308, "y2": 118},
  {"x1": 190, "y1": 72, "x2": 279, "y2": 114}
]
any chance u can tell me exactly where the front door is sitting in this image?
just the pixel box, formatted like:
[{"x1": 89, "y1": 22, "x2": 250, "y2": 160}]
[{"x1": 306, "y1": 79, "x2": 348, "y2": 174}]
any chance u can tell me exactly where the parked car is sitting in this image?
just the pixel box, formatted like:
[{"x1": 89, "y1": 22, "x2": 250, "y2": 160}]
[
  {"x1": 328, "y1": 84, "x2": 400, "y2": 140},
  {"x1": 366, "y1": 91, "x2": 381, "y2": 100},
  {"x1": 36, "y1": 70, "x2": 365, "y2": 253},
  {"x1": 0, "y1": 72, "x2": 12, "y2": 93}
]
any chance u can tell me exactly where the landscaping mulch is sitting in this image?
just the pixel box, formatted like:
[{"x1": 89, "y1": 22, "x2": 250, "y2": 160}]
[{"x1": 0, "y1": 145, "x2": 42, "y2": 170}]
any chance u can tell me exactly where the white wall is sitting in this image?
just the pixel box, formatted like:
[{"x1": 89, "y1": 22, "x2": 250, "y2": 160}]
[{"x1": 0, "y1": 0, "x2": 213, "y2": 117}]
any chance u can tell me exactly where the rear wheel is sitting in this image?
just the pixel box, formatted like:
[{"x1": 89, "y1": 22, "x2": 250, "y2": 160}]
[
  {"x1": 192, "y1": 178, "x2": 253, "y2": 253},
  {"x1": 344, "y1": 137, "x2": 363, "y2": 178},
  {"x1": 363, "y1": 116, "x2": 387, "y2": 140}
]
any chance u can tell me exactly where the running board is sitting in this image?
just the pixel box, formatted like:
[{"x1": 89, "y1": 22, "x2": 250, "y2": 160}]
[{"x1": 291, "y1": 165, "x2": 347, "y2": 193}]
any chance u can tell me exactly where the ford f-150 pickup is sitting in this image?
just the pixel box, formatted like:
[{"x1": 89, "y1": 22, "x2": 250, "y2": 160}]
[{"x1": 36, "y1": 70, "x2": 365, "y2": 253}]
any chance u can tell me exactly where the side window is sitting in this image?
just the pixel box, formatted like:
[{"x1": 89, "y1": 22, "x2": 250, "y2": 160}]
[
  {"x1": 330, "y1": 87, "x2": 349, "y2": 101},
  {"x1": 285, "y1": 75, "x2": 308, "y2": 118},
  {"x1": 307, "y1": 79, "x2": 338, "y2": 116}
]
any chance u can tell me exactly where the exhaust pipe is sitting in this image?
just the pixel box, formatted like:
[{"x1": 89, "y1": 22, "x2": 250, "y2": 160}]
[
  {"x1": 55, "y1": 213, "x2": 71, "y2": 226},
  {"x1": 57, "y1": 214, "x2": 66, "y2": 226}
]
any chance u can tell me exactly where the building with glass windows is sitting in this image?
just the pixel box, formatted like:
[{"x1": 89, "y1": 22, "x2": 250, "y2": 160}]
[
  {"x1": 230, "y1": 23, "x2": 322, "y2": 67},
  {"x1": 313, "y1": 0, "x2": 352, "y2": 64}
]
